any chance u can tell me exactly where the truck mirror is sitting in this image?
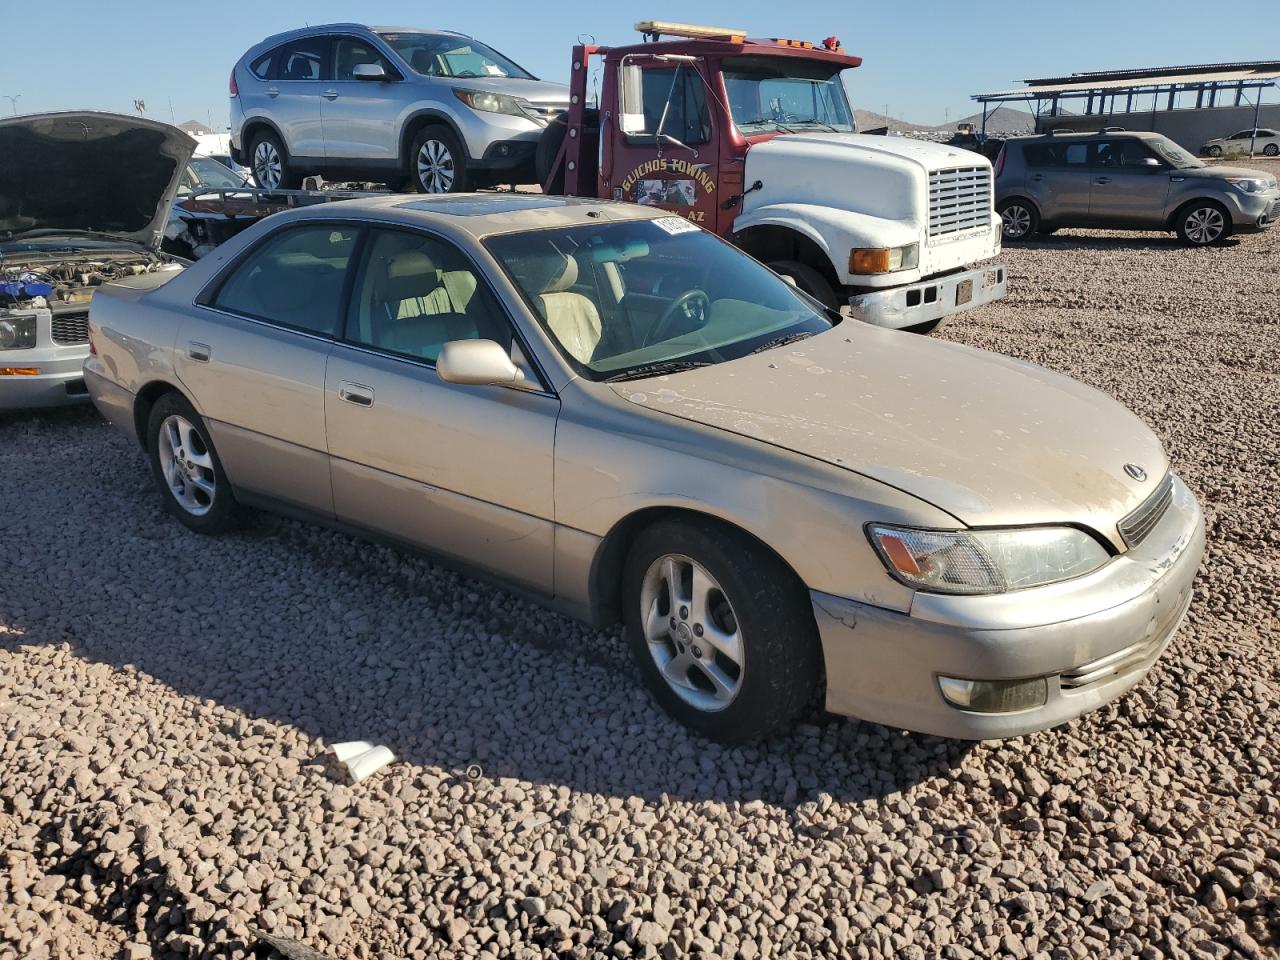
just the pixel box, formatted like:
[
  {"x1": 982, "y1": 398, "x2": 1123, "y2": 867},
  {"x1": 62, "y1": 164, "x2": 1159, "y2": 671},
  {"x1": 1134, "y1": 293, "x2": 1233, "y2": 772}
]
[{"x1": 620, "y1": 63, "x2": 646, "y2": 134}]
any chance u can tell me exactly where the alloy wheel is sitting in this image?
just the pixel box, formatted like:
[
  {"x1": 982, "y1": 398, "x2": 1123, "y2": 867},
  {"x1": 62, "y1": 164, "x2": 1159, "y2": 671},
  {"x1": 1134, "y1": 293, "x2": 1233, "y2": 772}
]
[
  {"x1": 1184, "y1": 207, "x2": 1225, "y2": 245},
  {"x1": 416, "y1": 139, "x2": 456, "y2": 193},
  {"x1": 253, "y1": 140, "x2": 282, "y2": 190},
  {"x1": 1001, "y1": 204, "x2": 1032, "y2": 239},
  {"x1": 639, "y1": 554, "x2": 744, "y2": 712},
  {"x1": 1265, "y1": 143, "x2": 1279, "y2": 157},
  {"x1": 157, "y1": 415, "x2": 216, "y2": 516}
]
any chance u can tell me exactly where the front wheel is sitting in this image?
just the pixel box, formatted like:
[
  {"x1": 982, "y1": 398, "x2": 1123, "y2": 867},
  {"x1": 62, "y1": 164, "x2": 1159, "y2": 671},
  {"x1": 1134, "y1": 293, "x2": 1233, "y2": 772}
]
[
  {"x1": 410, "y1": 126, "x2": 470, "y2": 194},
  {"x1": 1175, "y1": 202, "x2": 1231, "y2": 246},
  {"x1": 623, "y1": 518, "x2": 822, "y2": 743},
  {"x1": 767, "y1": 260, "x2": 839, "y2": 310},
  {"x1": 1205, "y1": 145, "x2": 1223, "y2": 158},
  {"x1": 997, "y1": 198, "x2": 1039, "y2": 241},
  {"x1": 147, "y1": 393, "x2": 242, "y2": 534}
]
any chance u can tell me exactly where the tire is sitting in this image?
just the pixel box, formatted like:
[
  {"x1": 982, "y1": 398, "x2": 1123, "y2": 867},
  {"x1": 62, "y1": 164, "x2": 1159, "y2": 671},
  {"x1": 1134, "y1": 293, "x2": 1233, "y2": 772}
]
[
  {"x1": 1206, "y1": 145, "x2": 1222, "y2": 158},
  {"x1": 410, "y1": 125, "x2": 470, "y2": 194},
  {"x1": 997, "y1": 198, "x2": 1039, "y2": 241},
  {"x1": 146, "y1": 392, "x2": 242, "y2": 534},
  {"x1": 903, "y1": 318, "x2": 943, "y2": 335},
  {"x1": 1264, "y1": 143, "x2": 1279, "y2": 157},
  {"x1": 536, "y1": 109, "x2": 600, "y2": 195},
  {"x1": 249, "y1": 130, "x2": 301, "y2": 190},
  {"x1": 1175, "y1": 200, "x2": 1232, "y2": 247},
  {"x1": 622, "y1": 517, "x2": 822, "y2": 743},
  {"x1": 767, "y1": 260, "x2": 839, "y2": 310}
]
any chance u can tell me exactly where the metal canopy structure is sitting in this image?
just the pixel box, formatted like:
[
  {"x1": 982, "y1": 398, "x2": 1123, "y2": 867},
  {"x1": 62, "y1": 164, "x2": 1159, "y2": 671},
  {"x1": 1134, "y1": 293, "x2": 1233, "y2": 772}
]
[{"x1": 971, "y1": 61, "x2": 1280, "y2": 150}]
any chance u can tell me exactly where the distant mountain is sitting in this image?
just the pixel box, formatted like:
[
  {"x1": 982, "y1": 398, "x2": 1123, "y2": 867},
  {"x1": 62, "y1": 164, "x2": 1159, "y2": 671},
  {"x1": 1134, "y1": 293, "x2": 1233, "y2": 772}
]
[
  {"x1": 853, "y1": 109, "x2": 932, "y2": 133},
  {"x1": 852, "y1": 106, "x2": 1037, "y2": 136}
]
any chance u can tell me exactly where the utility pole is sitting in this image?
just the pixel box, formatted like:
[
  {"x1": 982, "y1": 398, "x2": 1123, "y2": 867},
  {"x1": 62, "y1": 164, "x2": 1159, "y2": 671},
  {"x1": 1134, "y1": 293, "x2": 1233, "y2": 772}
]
[{"x1": 2, "y1": 94, "x2": 20, "y2": 116}]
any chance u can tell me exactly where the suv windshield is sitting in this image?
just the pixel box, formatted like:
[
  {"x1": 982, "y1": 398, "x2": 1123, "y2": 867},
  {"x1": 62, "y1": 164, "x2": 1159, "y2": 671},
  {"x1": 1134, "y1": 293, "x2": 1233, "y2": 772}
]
[
  {"x1": 377, "y1": 31, "x2": 534, "y2": 80},
  {"x1": 1147, "y1": 136, "x2": 1204, "y2": 169},
  {"x1": 722, "y1": 56, "x2": 855, "y2": 134},
  {"x1": 486, "y1": 218, "x2": 834, "y2": 380}
]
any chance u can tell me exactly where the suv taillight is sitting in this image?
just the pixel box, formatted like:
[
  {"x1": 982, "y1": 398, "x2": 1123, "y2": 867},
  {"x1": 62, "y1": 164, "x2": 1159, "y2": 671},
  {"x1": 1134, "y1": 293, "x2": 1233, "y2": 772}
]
[
  {"x1": 229, "y1": 69, "x2": 239, "y2": 97},
  {"x1": 993, "y1": 145, "x2": 1006, "y2": 179}
]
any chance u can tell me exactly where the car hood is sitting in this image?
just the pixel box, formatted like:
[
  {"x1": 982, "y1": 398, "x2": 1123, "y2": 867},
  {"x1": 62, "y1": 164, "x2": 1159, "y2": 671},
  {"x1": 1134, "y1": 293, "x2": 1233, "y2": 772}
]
[
  {"x1": 441, "y1": 76, "x2": 570, "y2": 104},
  {"x1": 610, "y1": 325, "x2": 1167, "y2": 546},
  {"x1": 754, "y1": 132, "x2": 984, "y2": 170},
  {"x1": 0, "y1": 112, "x2": 196, "y2": 247},
  {"x1": 1180, "y1": 163, "x2": 1276, "y2": 183}
]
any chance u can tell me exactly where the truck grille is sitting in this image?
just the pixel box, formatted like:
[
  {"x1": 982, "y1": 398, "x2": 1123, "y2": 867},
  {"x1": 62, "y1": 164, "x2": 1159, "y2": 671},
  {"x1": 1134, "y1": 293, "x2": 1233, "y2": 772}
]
[
  {"x1": 928, "y1": 166, "x2": 993, "y2": 239},
  {"x1": 1117, "y1": 473, "x2": 1174, "y2": 549},
  {"x1": 51, "y1": 312, "x2": 90, "y2": 345}
]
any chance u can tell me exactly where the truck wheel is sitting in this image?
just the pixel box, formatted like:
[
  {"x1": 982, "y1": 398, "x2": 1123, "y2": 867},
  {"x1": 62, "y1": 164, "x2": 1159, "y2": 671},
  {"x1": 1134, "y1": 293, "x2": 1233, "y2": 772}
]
[
  {"x1": 622, "y1": 517, "x2": 822, "y2": 743},
  {"x1": 411, "y1": 126, "x2": 470, "y2": 194},
  {"x1": 904, "y1": 318, "x2": 942, "y2": 335},
  {"x1": 768, "y1": 260, "x2": 839, "y2": 310},
  {"x1": 536, "y1": 109, "x2": 600, "y2": 194},
  {"x1": 1175, "y1": 201, "x2": 1231, "y2": 246},
  {"x1": 997, "y1": 199, "x2": 1039, "y2": 240},
  {"x1": 250, "y1": 131, "x2": 301, "y2": 190}
]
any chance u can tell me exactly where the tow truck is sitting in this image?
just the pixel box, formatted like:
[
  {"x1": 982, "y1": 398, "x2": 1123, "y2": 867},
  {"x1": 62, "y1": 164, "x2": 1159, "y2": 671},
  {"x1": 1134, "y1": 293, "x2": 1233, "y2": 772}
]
[{"x1": 537, "y1": 20, "x2": 1006, "y2": 332}]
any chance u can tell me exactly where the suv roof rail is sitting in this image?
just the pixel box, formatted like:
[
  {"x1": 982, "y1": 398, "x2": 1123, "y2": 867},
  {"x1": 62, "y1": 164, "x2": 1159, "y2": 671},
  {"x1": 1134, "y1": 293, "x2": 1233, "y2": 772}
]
[
  {"x1": 1048, "y1": 128, "x2": 1074, "y2": 135},
  {"x1": 1101, "y1": 126, "x2": 1126, "y2": 132}
]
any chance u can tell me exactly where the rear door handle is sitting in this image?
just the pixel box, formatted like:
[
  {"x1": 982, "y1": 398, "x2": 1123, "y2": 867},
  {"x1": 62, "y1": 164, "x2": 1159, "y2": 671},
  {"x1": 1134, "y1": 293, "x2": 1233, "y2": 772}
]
[
  {"x1": 1171, "y1": 176, "x2": 1186, "y2": 182},
  {"x1": 187, "y1": 341, "x2": 210, "y2": 363},
  {"x1": 338, "y1": 381, "x2": 374, "y2": 407},
  {"x1": 266, "y1": 86, "x2": 280, "y2": 98},
  {"x1": 322, "y1": 89, "x2": 339, "y2": 100},
  {"x1": 1094, "y1": 176, "x2": 1112, "y2": 184}
]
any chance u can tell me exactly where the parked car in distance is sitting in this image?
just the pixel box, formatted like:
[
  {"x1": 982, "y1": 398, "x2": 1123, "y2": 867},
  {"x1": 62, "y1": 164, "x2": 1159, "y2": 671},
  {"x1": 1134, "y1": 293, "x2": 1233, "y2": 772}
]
[
  {"x1": 995, "y1": 131, "x2": 1279, "y2": 245},
  {"x1": 230, "y1": 23, "x2": 569, "y2": 193},
  {"x1": 86, "y1": 194, "x2": 1204, "y2": 743},
  {"x1": 0, "y1": 112, "x2": 189, "y2": 410},
  {"x1": 1201, "y1": 128, "x2": 1280, "y2": 158}
]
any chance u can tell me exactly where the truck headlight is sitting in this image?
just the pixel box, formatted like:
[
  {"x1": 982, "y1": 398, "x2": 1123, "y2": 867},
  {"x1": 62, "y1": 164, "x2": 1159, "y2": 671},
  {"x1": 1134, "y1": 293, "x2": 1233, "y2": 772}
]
[
  {"x1": 454, "y1": 88, "x2": 534, "y2": 120},
  {"x1": 868, "y1": 524, "x2": 1110, "y2": 595},
  {"x1": 849, "y1": 243, "x2": 918, "y2": 274},
  {"x1": 1224, "y1": 177, "x2": 1272, "y2": 194},
  {"x1": 0, "y1": 316, "x2": 37, "y2": 350}
]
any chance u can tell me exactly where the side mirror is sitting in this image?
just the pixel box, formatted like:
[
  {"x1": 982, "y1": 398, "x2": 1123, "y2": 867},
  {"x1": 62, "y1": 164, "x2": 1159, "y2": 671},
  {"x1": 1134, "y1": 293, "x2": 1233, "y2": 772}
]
[
  {"x1": 1140, "y1": 156, "x2": 1162, "y2": 168},
  {"x1": 619, "y1": 63, "x2": 646, "y2": 134},
  {"x1": 353, "y1": 63, "x2": 388, "y2": 82},
  {"x1": 436, "y1": 339, "x2": 525, "y2": 387}
]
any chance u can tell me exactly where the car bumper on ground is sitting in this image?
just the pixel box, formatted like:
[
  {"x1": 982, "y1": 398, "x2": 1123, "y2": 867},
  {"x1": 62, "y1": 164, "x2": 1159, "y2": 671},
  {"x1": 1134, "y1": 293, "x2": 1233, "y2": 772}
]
[
  {"x1": 813, "y1": 474, "x2": 1205, "y2": 739},
  {"x1": 848, "y1": 263, "x2": 1008, "y2": 330},
  {"x1": 0, "y1": 353, "x2": 91, "y2": 410}
]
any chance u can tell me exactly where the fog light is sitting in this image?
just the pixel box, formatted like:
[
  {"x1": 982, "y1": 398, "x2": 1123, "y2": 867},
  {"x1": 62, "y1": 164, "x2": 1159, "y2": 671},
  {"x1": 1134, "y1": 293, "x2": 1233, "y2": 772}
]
[{"x1": 937, "y1": 676, "x2": 1047, "y2": 713}]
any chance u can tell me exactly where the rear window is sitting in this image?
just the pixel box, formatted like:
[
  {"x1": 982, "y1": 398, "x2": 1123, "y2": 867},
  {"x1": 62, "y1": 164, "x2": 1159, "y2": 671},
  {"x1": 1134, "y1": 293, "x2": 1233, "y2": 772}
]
[{"x1": 1023, "y1": 142, "x2": 1089, "y2": 167}]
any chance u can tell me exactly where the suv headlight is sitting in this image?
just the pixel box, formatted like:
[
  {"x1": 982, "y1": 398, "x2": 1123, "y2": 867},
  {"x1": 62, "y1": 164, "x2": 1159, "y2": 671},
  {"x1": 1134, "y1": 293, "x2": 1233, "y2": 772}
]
[
  {"x1": 868, "y1": 524, "x2": 1110, "y2": 595},
  {"x1": 0, "y1": 316, "x2": 37, "y2": 350},
  {"x1": 1224, "y1": 177, "x2": 1272, "y2": 194},
  {"x1": 454, "y1": 88, "x2": 533, "y2": 120}
]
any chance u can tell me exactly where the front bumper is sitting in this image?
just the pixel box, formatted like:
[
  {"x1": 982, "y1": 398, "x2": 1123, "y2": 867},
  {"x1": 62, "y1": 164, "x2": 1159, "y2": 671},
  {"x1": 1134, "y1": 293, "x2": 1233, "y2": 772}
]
[
  {"x1": 0, "y1": 353, "x2": 91, "y2": 410},
  {"x1": 848, "y1": 263, "x2": 1007, "y2": 330},
  {"x1": 814, "y1": 474, "x2": 1205, "y2": 739},
  {"x1": 1222, "y1": 190, "x2": 1280, "y2": 228}
]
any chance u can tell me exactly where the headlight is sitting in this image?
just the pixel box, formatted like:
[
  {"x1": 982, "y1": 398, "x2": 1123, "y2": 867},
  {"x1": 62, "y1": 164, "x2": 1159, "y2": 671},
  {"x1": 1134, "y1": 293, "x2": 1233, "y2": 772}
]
[
  {"x1": 454, "y1": 88, "x2": 534, "y2": 120},
  {"x1": 1224, "y1": 177, "x2": 1271, "y2": 194},
  {"x1": 868, "y1": 524, "x2": 1110, "y2": 595},
  {"x1": 849, "y1": 243, "x2": 919, "y2": 274},
  {"x1": 0, "y1": 316, "x2": 37, "y2": 350}
]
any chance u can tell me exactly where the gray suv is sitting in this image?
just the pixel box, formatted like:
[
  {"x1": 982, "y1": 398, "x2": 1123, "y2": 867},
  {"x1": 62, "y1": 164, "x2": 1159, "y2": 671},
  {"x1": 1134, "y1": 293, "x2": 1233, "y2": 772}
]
[
  {"x1": 994, "y1": 131, "x2": 1279, "y2": 245},
  {"x1": 230, "y1": 24, "x2": 569, "y2": 193}
]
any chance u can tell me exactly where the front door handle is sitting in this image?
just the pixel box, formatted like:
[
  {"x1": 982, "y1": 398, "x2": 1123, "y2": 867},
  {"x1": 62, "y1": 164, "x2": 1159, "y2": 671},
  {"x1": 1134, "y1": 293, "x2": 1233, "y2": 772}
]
[
  {"x1": 338, "y1": 381, "x2": 374, "y2": 407},
  {"x1": 1094, "y1": 176, "x2": 1112, "y2": 184},
  {"x1": 1171, "y1": 176, "x2": 1186, "y2": 182},
  {"x1": 187, "y1": 341, "x2": 210, "y2": 363},
  {"x1": 322, "y1": 89, "x2": 339, "y2": 100},
  {"x1": 266, "y1": 86, "x2": 280, "y2": 98},
  {"x1": 1030, "y1": 174, "x2": 1045, "y2": 181}
]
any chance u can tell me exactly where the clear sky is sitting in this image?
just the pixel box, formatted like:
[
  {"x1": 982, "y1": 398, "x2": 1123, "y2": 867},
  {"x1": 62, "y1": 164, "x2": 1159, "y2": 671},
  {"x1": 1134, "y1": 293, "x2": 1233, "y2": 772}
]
[{"x1": 2, "y1": 0, "x2": 1277, "y2": 128}]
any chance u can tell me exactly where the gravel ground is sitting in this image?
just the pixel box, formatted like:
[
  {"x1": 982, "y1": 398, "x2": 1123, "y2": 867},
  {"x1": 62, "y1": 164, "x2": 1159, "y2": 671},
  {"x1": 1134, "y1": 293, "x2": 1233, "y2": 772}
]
[{"x1": 3, "y1": 167, "x2": 1279, "y2": 960}]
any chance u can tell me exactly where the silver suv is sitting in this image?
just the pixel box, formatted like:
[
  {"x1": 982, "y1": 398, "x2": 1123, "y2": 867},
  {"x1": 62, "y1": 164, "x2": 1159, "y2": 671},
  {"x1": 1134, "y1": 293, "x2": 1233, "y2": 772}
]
[
  {"x1": 994, "y1": 131, "x2": 1279, "y2": 246},
  {"x1": 230, "y1": 24, "x2": 569, "y2": 193}
]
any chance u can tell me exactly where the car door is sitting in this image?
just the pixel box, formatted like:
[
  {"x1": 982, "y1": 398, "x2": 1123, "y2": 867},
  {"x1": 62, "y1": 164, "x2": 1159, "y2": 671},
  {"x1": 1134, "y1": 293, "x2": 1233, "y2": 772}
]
[
  {"x1": 1089, "y1": 139, "x2": 1171, "y2": 226},
  {"x1": 272, "y1": 36, "x2": 330, "y2": 160},
  {"x1": 1022, "y1": 140, "x2": 1092, "y2": 223},
  {"x1": 321, "y1": 35, "x2": 402, "y2": 164},
  {"x1": 324, "y1": 226, "x2": 558, "y2": 594},
  {"x1": 176, "y1": 223, "x2": 360, "y2": 516}
]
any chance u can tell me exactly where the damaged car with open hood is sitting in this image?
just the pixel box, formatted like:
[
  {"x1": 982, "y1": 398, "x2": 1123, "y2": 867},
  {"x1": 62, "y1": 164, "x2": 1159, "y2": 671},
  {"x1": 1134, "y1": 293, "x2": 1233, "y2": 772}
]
[{"x1": 0, "y1": 112, "x2": 192, "y2": 409}]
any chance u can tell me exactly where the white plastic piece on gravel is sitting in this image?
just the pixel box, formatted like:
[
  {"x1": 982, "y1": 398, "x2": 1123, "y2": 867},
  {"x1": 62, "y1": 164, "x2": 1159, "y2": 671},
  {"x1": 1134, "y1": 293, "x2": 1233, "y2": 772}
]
[{"x1": 329, "y1": 741, "x2": 395, "y2": 782}]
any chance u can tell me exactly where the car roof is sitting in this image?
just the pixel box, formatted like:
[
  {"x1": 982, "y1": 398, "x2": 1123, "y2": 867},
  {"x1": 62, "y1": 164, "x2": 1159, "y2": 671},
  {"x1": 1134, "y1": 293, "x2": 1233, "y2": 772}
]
[
  {"x1": 254, "y1": 23, "x2": 466, "y2": 48},
  {"x1": 273, "y1": 192, "x2": 671, "y2": 241},
  {"x1": 1013, "y1": 130, "x2": 1167, "y2": 144}
]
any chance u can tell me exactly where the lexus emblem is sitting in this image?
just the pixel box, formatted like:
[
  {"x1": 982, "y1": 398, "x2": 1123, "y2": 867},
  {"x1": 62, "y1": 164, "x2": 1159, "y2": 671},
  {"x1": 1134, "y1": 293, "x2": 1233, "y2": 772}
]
[{"x1": 1124, "y1": 463, "x2": 1147, "y2": 482}]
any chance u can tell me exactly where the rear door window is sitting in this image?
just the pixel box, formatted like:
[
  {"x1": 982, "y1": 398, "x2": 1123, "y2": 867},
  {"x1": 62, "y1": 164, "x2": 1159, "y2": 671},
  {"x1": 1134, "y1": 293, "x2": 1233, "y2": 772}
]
[
  {"x1": 212, "y1": 224, "x2": 359, "y2": 336},
  {"x1": 278, "y1": 37, "x2": 331, "y2": 82},
  {"x1": 1023, "y1": 142, "x2": 1089, "y2": 167}
]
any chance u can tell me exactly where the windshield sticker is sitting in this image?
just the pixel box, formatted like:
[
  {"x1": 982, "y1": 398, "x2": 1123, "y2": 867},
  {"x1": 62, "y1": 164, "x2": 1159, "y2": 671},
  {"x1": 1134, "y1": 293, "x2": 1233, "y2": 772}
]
[
  {"x1": 652, "y1": 216, "x2": 701, "y2": 236},
  {"x1": 636, "y1": 179, "x2": 696, "y2": 207}
]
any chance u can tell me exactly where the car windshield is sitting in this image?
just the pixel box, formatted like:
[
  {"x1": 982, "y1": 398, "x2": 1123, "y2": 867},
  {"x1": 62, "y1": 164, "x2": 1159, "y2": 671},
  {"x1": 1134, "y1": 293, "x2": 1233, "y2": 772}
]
[
  {"x1": 377, "y1": 31, "x2": 533, "y2": 80},
  {"x1": 187, "y1": 157, "x2": 248, "y2": 190},
  {"x1": 486, "y1": 218, "x2": 835, "y2": 381},
  {"x1": 722, "y1": 55, "x2": 855, "y2": 134},
  {"x1": 1148, "y1": 137, "x2": 1203, "y2": 169}
]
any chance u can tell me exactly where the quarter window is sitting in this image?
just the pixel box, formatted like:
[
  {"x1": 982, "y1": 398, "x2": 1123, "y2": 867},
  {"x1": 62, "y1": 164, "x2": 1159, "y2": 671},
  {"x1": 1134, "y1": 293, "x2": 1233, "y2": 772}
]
[
  {"x1": 345, "y1": 229, "x2": 512, "y2": 363},
  {"x1": 249, "y1": 51, "x2": 275, "y2": 80},
  {"x1": 623, "y1": 65, "x2": 712, "y2": 145},
  {"x1": 212, "y1": 225, "x2": 358, "y2": 335},
  {"x1": 278, "y1": 37, "x2": 330, "y2": 81}
]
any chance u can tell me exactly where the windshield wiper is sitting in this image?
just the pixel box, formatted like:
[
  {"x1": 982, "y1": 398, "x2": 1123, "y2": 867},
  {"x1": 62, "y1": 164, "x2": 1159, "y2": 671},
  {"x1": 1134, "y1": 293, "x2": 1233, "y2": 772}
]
[
  {"x1": 737, "y1": 117, "x2": 798, "y2": 134},
  {"x1": 788, "y1": 118, "x2": 840, "y2": 132},
  {"x1": 604, "y1": 359, "x2": 712, "y2": 382},
  {"x1": 749, "y1": 331, "x2": 814, "y2": 354}
]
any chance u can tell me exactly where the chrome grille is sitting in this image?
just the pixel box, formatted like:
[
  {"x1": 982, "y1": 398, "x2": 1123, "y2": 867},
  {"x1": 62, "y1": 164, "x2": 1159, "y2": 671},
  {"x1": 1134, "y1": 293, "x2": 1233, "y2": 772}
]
[
  {"x1": 928, "y1": 166, "x2": 993, "y2": 239},
  {"x1": 1117, "y1": 473, "x2": 1174, "y2": 549},
  {"x1": 51, "y1": 312, "x2": 90, "y2": 346},
  {"x1": 1060, "y1": 635, "x2": 1163, "y2": 690}
]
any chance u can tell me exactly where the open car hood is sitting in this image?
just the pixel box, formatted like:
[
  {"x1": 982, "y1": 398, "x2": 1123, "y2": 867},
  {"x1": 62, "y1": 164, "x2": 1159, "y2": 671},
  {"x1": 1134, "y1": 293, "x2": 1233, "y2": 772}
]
[{"x1": 0, "y1": 112, "x2": 196, "y2": 248}]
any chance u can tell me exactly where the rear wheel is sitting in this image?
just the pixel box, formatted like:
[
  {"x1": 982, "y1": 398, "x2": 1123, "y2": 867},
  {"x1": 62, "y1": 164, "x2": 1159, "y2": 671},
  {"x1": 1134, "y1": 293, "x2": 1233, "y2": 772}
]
[
  {"x1": 146, "y1": 393, "x2": 242, "y2": 534},
  {"x1": 1205, "y1": 145, "x2": 1223, "y2": 158},
  {"x1": 997, "y1": 198, "x2": 1039, "y2": 240},
  {"x1": 767, "y1": 260, "x2": 839, "y2": 310},
  {"x1": 622, "y1": 518, "x2": 821, "y2": 743},
  {"x1": 1264, "y1": 143, "x2": 1279, "y2": 157},
  {"x1": 411, "y1": 125, "x2": 469, "y2": 194},
  {"x1": 1175, "y1": 201, "x2": 1231, "y2": 246}
]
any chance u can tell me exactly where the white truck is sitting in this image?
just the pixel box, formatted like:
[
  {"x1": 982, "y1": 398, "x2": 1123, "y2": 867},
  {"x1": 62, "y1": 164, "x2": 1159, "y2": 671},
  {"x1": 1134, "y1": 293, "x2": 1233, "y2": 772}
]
[{"x1": 538, "y1": 20, "x2": 1006, "y2": 333}]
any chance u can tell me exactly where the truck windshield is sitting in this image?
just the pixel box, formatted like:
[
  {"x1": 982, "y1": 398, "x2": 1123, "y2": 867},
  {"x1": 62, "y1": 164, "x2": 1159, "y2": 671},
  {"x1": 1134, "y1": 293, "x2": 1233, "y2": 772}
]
[
  {"x1": 486, "y1": 218, "x2": 834, "y2": 381},
  {"x1": 377, "y1": 31, "x2": 534, "y2": 80},
  {"x1": 722, "y1": 56, "x2": 855, "y2": 134}
]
